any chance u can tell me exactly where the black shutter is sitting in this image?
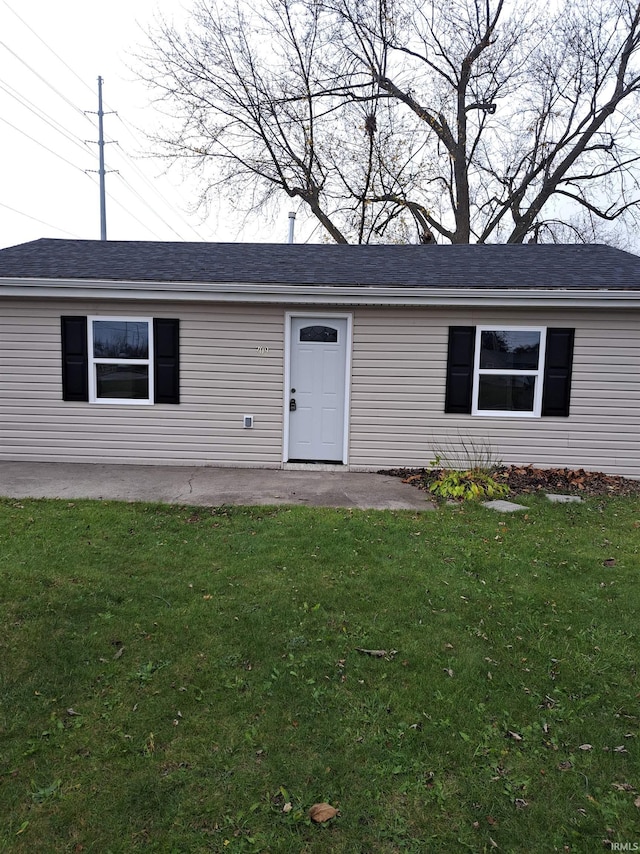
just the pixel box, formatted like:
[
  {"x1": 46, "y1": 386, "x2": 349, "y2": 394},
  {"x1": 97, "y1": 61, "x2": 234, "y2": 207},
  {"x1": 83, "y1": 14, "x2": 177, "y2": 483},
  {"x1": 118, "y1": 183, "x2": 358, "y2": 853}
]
[
  {"x1": 61, "y1": 316, "x2": 88, "y2": 401},
  {"x1": 541, "y1": 328, "x2": 574, "y2": 417},
  {"x1": 445, "y1": 326, "x2": 476, "y2": 413},
  {"x1": 154, "y1": 318, "x2": 180, "y2": 404}
]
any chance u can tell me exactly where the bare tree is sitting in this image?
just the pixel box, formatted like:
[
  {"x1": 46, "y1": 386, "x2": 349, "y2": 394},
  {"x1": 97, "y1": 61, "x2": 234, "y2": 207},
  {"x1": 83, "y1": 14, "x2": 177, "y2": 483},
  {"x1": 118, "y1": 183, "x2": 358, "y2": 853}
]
[{"x1": 137, "y1": 0, "x2": 640, "y2": 243}]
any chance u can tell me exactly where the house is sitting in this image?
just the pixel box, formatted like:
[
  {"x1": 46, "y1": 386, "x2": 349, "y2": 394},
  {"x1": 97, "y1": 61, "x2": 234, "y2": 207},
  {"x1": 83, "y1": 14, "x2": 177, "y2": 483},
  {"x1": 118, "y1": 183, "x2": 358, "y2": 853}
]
[{"x1": 1, "y1": 238, "x2": 639, "y2": 478}]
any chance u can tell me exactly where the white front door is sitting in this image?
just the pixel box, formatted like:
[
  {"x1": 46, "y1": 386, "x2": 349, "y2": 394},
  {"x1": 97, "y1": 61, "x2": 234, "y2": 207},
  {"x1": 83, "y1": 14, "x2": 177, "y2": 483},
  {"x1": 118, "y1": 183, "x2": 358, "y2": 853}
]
[{"x1": 286, "y1": 316, "x2": 349, "y2": 463}]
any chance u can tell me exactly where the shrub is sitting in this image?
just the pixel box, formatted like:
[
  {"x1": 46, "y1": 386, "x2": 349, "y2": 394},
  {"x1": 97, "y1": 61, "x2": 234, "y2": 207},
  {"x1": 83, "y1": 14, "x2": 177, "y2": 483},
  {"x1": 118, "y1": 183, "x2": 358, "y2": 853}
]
[{"x1": 428, "y1": 461, "x2": 509, "y2": 502}]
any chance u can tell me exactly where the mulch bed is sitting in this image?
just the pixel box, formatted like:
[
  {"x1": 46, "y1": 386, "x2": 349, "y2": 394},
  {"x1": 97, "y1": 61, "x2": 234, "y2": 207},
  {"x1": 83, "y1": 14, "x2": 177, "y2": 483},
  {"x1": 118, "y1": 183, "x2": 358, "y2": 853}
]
[{"x1": 384, "y1": 465, "x2": 640, "y2": 498}]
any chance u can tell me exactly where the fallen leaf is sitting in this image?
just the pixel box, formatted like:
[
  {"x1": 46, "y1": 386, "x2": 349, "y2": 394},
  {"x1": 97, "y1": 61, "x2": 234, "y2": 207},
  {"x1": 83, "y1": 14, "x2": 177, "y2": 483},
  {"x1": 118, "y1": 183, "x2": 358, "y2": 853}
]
[
  {"x1": 506, "y1": 730, "x2": 523, "y2": 741},
  {"x1": 514, "y1": 798, "x2": 529, "y2": 809},
  {"x1": 603, "y1": 558, "x2": 616, "y2": 567},
  {"x1": 113, "y1": 646, "x2": 125, "y2": 660},
  {"x1": 612, "y1": 783, "x2": 635, "y2": 792},
  {"x1": 578, "y1": 743, "x2": 593, "y2": 751},
  {"x1": 283, "y1": 802, "x2": 293, "y2": 814},
  {"x1": 444, "y1": 668, "x2": 454, "y2": 677},
  {"x1": 355, "y1": 648, "x2": 396, "y2": 659},
  {"x1": 309, "y1": 803, "x2": 339, "y2": 823},
  {"x1": 66, "y1": 708, "x2": 81, "y2": 716},
  {"x1": 635, "y1": 796, "x2": 640, "y2": 809}
]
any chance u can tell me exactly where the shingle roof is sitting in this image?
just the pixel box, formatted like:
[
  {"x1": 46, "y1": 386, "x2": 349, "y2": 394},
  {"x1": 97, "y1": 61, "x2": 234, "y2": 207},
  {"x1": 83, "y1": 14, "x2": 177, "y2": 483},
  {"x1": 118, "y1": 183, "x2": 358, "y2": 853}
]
[{"x1": 0, "y1": 238, "x2": 639, "y2": 289}]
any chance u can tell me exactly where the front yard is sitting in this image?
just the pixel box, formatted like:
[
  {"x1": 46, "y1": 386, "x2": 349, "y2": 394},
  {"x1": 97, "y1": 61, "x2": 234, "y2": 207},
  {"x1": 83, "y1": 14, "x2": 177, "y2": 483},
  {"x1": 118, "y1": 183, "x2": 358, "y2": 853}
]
[{"x1": 0, "y1": 495, "x2": 638, "y2": 852}]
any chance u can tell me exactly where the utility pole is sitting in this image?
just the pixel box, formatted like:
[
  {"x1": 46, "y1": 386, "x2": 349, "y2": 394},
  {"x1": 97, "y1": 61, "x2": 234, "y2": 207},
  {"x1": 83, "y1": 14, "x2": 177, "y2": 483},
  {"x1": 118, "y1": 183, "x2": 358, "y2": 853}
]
[
  {"x1": 86, "y1": 76, "x2": 116, "y2": 240},
  {"x1": 97, "y1": 76, "x2": 107, "y2": 240}
]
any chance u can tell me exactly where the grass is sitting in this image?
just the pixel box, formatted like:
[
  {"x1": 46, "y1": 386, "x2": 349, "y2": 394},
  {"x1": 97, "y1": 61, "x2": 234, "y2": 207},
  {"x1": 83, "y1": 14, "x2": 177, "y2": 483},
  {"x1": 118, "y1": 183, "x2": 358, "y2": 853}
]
[{"x1": 0, "y1": 494, "x2": 639, "y2": 853}]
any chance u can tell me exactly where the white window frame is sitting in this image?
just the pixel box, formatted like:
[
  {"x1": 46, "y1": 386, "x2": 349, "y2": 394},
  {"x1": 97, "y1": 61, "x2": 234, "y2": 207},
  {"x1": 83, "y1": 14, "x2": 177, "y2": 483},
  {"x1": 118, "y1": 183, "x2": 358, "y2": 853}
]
[
  {"x1": 88, "y1": 316, "x2": 154, "y2": 405},
  {"x1": 472, "y1": 325, "x2": 546, "y2": 418}
]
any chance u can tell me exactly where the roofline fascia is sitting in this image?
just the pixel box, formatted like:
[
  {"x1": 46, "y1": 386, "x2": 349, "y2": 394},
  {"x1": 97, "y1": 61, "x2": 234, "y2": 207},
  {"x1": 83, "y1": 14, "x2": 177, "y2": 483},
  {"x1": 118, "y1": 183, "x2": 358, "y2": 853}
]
[{"x1": 1, "y1": 278, "x2": 640, "y2": 308}]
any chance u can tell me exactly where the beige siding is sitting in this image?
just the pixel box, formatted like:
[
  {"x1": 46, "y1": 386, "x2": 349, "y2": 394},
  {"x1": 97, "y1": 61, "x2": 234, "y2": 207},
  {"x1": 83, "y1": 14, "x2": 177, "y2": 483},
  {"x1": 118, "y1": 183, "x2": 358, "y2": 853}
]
[
  {"x1": 2, "y1": 299, "x2": 640, "y2": 478},
  {"x1": 349, "y1": 306, "x2": 640, "y2": 478},
  {"x1": 0, "y1": 300, "x2": 285, "y2": 465}
]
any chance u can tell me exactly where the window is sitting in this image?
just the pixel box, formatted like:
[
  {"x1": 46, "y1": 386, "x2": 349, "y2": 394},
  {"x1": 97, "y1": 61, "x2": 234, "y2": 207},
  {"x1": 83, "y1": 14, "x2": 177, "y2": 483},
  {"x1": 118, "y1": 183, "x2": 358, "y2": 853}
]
[
  {"x1": 299, "y1": 325, "x2": 339, "y2": 343},
  {"x1": 61, "y1": 316, "x2": 180, "y2": 404},
  {"x1": 445, "y1": 326, "x2": 574, "y2": 418},
  {"x1": 89, "y1": 317, "x2": 152, "y2": 403},
  {"x1": 473, "y1": 327, "x2": 545, "y2": 417}
]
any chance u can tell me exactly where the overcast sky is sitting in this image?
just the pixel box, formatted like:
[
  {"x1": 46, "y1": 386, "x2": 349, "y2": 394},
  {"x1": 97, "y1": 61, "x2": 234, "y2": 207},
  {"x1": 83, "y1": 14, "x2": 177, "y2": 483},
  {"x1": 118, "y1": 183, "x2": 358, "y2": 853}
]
[
  {"x1": 4, "y1": 1, "x2": 638, "y2": 254},
  {"x1": 0, "y1": 0, "x2": 300, "y2": 249}
]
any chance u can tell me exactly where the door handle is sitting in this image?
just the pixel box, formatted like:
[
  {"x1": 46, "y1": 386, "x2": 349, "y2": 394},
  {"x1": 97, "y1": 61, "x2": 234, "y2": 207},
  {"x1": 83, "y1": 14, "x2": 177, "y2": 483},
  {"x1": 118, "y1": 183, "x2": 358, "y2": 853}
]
[{"x1": 289, "y1": 398, "x2": 297, "y2": 411}]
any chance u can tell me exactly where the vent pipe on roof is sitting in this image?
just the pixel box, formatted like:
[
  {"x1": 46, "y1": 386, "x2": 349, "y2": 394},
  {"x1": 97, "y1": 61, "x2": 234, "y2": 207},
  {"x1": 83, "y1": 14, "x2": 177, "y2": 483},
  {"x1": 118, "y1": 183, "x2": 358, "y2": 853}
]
[{"x1": 288, "y1": 211, "x2": 296, "y2": 244}]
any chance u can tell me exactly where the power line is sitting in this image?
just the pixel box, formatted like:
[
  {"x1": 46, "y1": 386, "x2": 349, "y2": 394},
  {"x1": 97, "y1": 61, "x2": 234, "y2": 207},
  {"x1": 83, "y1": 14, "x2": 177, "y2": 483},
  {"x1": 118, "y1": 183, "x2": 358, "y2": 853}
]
[
  {"x1": 0, "y1": 114, "x2": 92, "y2": 173},
  {"x1": 0, "y1": 77, "x2": 91, "y2": 158},
  {"x1": 105, "y1": 185, "x2": 166, "y2": 241},
  {"x1": 0, "y1": 40, "x2": 92, "y2": 123},
  {"x1": 1, "y1": 4, "x2": 203, "y2": 238},
  {"x1": 2, "y1": 0, "x2": 120, "y2": 114},
  {"x1": 0, "y1": 99, "x2": 183, "y2": 242},
  {"x1": 1, "y1": 0, "x2": 98, "y2": 97},
  {"x1": 1, "y1": 6, "x2": 208, "y2": 243},
  {"x1": 110, "y1": 139, "x2": 207, "y2": 241},
  {"x1": 0, "y1": 201, "x2": 82, "y2": 238},
  {"x1": 115, "y1": 173, "x2": 191, "y2": 241}
]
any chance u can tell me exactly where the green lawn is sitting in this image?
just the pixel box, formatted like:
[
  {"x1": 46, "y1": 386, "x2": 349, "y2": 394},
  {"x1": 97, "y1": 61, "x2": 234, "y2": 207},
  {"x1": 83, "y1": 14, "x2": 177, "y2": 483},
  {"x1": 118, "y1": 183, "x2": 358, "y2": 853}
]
[{"x1": 0, "y1": 495, "x2": 638, "y2": 852}]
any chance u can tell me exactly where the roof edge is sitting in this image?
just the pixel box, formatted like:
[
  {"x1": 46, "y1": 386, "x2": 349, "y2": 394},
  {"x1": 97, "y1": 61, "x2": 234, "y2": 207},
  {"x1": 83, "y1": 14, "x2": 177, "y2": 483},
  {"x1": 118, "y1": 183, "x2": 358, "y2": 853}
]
[{"x1": 1, "y1": 278, "x2": 640, "y2": 308}]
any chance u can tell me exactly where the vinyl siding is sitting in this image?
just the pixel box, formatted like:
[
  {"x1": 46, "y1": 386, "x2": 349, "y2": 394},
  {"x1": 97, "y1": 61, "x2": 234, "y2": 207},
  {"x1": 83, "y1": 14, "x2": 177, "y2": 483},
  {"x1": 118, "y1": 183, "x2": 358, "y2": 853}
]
[
  {"x1": 2, "y1": 299, "x2": 640, "y2": 478},
  {"x1": 349, "y1": 306, "x2": 640, "y2": 478},
  {"x1": 0, "y1": 300, "x2": 285, "y2": 465}
]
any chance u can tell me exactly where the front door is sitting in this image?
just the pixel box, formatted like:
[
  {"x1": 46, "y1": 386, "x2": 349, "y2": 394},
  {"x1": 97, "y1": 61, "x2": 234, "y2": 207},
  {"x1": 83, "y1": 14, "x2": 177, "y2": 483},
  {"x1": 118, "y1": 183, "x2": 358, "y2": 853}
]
[{"x1": 287, "y1": 316, "x2": 349, "y2": 463}]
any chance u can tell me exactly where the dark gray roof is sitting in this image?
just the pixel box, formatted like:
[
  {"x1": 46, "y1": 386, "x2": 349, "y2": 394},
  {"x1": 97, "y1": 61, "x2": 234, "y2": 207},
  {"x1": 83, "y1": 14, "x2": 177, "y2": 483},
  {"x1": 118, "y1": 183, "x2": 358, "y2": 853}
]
[{"x1": 0, "y1": 238, "x2": 639, "y2": 289}]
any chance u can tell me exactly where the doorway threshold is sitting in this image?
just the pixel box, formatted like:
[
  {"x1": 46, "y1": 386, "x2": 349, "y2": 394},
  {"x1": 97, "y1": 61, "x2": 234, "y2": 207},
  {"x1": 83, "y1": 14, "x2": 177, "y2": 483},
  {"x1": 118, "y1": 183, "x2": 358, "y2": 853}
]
[{"x1": 284, "y1": 461, "x2": 346, "y2": 472}]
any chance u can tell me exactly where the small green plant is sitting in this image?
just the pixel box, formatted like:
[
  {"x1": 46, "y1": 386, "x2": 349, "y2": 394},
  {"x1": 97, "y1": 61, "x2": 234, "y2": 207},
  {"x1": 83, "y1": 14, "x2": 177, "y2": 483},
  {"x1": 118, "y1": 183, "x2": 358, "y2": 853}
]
[
  {"x1": 429, "y1": 434, "x2": 503, "y2": 474},
  {"x1": 30, "y1": 779, "x2": 62, "y2": 804},
  {"x1": 428, "y1": 438, "x2": 508, "y2": 501},
  {"x1": 428, "y1": 467, "x2": 509, "y2": 501},
  {"x1": 132, "y1": 660, "x2": 169, "y2": 684}
]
